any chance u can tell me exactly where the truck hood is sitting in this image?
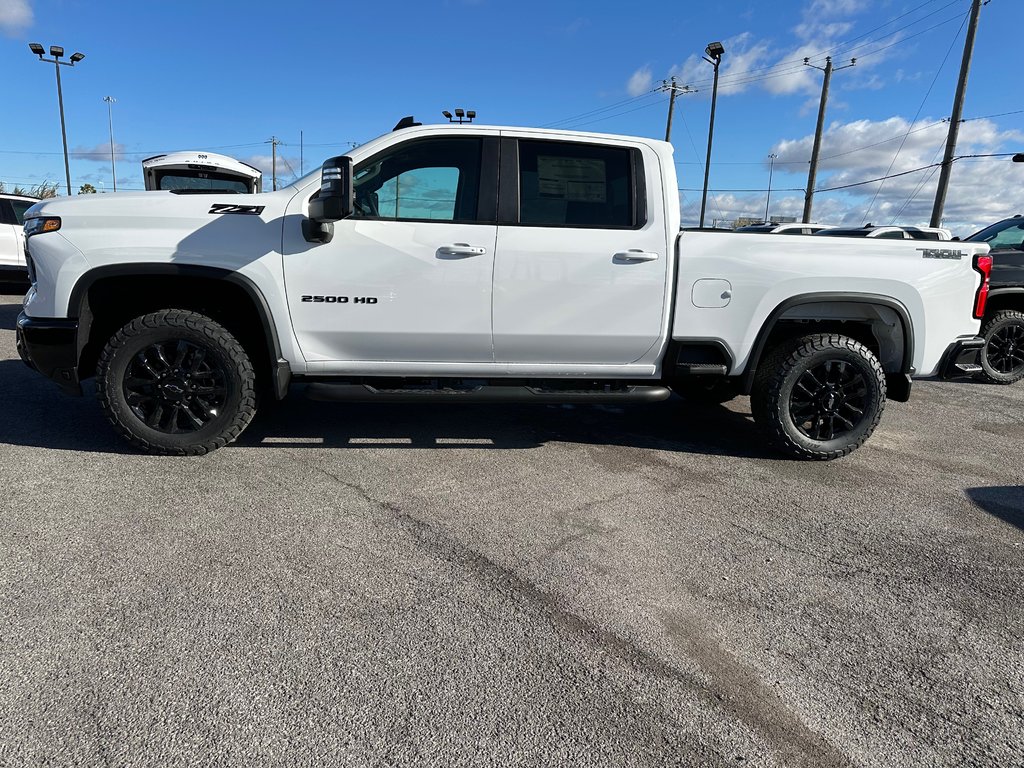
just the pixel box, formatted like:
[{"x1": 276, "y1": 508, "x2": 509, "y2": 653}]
[
  {"x1": 26, "y1": 189, "x2": 291, "y2": 220},
  {"x1": 25, "y1": 186, "x2": 314, "y2": 275}
]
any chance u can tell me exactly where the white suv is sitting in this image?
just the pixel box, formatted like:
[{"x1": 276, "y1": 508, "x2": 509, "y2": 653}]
[
  {"x1": 0, "y1": 194, "x2": 40, "y2": 276},
  {"x1": 816, "y1": 224, "x2": 953, "y2": 241}
]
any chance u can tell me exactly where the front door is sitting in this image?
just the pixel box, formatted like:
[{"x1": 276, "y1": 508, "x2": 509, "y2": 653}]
[{"x1": 283, "y1": 135, "x2": 498, "y2": 364}]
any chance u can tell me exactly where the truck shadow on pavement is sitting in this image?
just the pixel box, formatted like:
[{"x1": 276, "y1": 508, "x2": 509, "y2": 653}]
[
  {"x1": 0, "y1": 356, "x2": 777, "y2": 459},
  {"x1": 965, "y1": 486, "x2": 1024, "y2": 531},
  {"x1": 236, "y1": 388, "x2": 779, "y2": 459}
]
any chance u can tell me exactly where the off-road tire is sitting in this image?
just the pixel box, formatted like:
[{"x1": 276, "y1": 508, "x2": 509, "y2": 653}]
[
  {"x1": 96, "y1": 310, "x2": 256, "y2": 455},
  {"x1": 976, "y1": 310, "x2": 1024, "y2": 385},
  {"x1": 672, "y1": 378, "x2": 740, "y2": 404},
  {"x1": 751, "y1": 333, "x2": 886, "y2": 461}
]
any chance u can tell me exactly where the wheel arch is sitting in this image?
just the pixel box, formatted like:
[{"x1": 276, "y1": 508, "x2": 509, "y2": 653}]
[
  {"x1": 985, "y1": 287, "x2": 1024, "y2": 316},
  {"x1": 740, "y1": 292, "x2": 914, "y2": 401},
  {"x1": 69, "y1": 264, "x2": 290, "y2": 399}
]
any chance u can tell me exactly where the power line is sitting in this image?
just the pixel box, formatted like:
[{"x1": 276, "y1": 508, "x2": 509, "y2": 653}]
[{"x1": 862, "y1": 7, "x2": 970, "y2": 222}]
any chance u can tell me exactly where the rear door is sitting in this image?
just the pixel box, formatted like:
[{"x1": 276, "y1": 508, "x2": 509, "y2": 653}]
[{"x1": 491, "y1": 136, "x2": 668, "y2": 364}]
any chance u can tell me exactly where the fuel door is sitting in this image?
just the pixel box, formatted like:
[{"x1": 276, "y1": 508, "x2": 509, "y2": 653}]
[{"x1": 691, "y1": 278, "x2": 733, "y2": 308}]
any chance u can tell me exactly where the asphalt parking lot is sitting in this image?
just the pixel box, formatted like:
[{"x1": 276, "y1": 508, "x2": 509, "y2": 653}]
[{"x1": 0, "y1": 286, "x2": 1021, "y2": 767}]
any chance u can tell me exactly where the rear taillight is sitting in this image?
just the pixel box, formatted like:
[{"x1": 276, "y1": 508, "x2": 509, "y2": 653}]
[{"x1": 972, "y1": 253, "x2": 992, "y2": 319}]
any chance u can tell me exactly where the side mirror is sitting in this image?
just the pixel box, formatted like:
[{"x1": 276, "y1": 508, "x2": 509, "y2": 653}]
[
  {"x1": 1013, "y1": 153, "x2": 1024, "y2": 163},
  {"x1": 309, "y1": 155, "x2": 354, "y2": 223}
]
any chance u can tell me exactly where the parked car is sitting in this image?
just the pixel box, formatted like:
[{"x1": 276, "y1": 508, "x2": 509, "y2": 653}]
[
  {"x1": 17, "y1": 118, "x2": 989, "y2": 459},
  {"x1": 815, "y1": 224, "x2": 953, "y2": 240},
  {"x1": 0, "y1": 193, "x2": 39, "y2": 278},
  {"x1": 963, "y1": 215, "x2": 1024, "y2": 384},
  {"x1": 735, "y1": 222, "x2": 834, "y2": 234}
]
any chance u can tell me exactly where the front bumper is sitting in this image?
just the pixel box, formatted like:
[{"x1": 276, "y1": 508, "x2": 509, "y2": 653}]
[
  {"x1": 938, "y1": 336, "x2": 985, "y2": 380},
  {"x1": 16, "y1": 312, "x2": 82, "y2": 395}
]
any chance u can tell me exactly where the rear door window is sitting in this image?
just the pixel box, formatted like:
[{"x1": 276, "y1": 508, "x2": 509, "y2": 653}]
[{"x1": 517, "y1": 140, "x2": 638, "y2": 228}]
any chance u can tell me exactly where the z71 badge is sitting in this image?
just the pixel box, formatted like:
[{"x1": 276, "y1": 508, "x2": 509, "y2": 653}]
[
  {"x1": 918, "y1": 248, "x2": 964, "y2": 260},
  {"x1": 209, "y1": 203, "x2": 265, "y2": 215}
]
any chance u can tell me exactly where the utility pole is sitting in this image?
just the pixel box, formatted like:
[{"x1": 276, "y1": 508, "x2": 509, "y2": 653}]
[
  {"x1": 765, "y1": 153, "x2": 777, "y2": 222},
  {"x1": 661, "y1": 77, "x2": 697, "y2": 142},
  {"x1": 268, "y1": 136, "x2": 281, "y2": 191},
  {"x1": 103, "y1": 96, "x2": 117, "y2": 191},
  {"x1": 930, "y1": 0, "x2": 984, "y2": 228},
  {"x1": 802, "y1": 56, "x2": 855, "y2": 223}
]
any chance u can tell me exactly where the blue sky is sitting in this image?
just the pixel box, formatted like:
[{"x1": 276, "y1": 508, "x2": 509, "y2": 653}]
[{"x1": 1, "y1": 0, "x2": 1020, "y2": 235}]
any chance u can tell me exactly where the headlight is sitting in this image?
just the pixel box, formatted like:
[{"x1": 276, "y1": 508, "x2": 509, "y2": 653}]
[{"x1": 24, "y1": 216, "x2": 61, "y2": 237}]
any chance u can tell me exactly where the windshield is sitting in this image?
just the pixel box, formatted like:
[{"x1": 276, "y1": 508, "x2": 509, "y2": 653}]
[{"x1": 967, "y1": 218, "x2": 1024, "y2": 250}]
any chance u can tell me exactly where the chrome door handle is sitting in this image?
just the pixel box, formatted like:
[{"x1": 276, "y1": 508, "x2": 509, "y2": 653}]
[
  {"x1": 614, "y1": 249, "x2": 659, "y2": 262},
  {"x1": 437, "y1": 243, "x2": 487, "y2": 257}
]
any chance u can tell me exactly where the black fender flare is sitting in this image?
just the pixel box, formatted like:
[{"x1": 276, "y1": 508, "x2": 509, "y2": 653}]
[
  {"x1": 740, "y1": 292, "x2": 915, "y2": 393},
  {"x1": 68, "y1": 263, "x2": 289, "y2": 397}
]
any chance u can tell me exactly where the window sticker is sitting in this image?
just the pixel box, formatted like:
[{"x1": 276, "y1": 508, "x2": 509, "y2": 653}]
[{"x1": 537, "y1": 156, "x2": 607, "y2": 203}]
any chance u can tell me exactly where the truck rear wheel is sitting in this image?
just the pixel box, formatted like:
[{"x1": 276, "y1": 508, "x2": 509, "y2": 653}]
[
  {"x1": 96, "y1": 309, "x2": 257, "y2": 455},
  {"x1": 751, "y1": 334, "x2": 886, "y2": 460},
  {"x1": 976, "y1": 310, "x2": 1024, "y2": 385}
]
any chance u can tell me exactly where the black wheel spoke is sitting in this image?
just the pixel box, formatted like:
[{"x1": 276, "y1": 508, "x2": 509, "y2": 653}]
[
  {"x1": 123, "y1": 337, "x2": 229, "y2": 435},
  {"x1": 789, "y1": 356, "x2": 871, "y2": 443}
]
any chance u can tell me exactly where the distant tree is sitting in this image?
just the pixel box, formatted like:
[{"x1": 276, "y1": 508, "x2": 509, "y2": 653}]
[
  {"x1": 0, "y1": 180, "x2": 58, "y2": 199},
  {"x1": 78, "y1": 183, "x2": 97, "y2": 195}
]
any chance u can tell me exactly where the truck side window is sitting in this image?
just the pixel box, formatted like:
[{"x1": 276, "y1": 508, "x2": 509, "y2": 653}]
[
  {"x1": 518, "y1": 140, "x2": 634, "y2": 228},
  {"x1": 352, "y1": 138, "x2": 482, "y2": 223}
]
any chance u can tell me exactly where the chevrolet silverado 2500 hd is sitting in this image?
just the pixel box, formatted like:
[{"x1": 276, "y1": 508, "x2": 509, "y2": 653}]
[{"x1": 17, "y1": 119, "x2": 990, "y2": 459}]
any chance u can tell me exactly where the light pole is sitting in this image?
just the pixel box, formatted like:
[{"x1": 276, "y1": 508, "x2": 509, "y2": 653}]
[
  {"x1": 103, "y1": 96, "x2": 117, "y2": 192},
  {"x1": 29, "y1": 43, "x2": 85, "y2": 196},
  {"x1": 765, "y1": 153, "x2": 777, "y2": 223},
  {"x1": 699, "y1": 41, "x2": 725, "y2": 228}
]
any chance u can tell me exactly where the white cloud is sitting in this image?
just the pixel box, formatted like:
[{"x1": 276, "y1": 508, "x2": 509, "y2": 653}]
[
  {"x1": 626, "y1": 66, "x2": 653, "y2": 97},
  {"x1": 744, "y1": 116, "x2": 1024, "y2": 234},
  {"x1": 240, "y1": 154, "x2": 304, "y2": 184},
  {"x1": 70, "y1": 142, "x2": 127, "y2": 160},
  {"x1": 666, "y1": 0, "x2": 888, "y2": 99},
  {"x1": 0, "y1": 0, "x2": 32, "y2": 36},
  {"x1": 808, "y1": 0, "x2": 868, "y2": 14}
]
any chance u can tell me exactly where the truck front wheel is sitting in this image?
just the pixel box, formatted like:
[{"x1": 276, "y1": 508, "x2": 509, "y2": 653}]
[
  {"x1": 976, "y1": 310, "x2": 1024, "y2": 385},
  {"x1": 751, "y1": 334, "x2": 886, "y2": 460},
  {"x1": 96, "y1": 309, "x2": 257, "y2": 455}
]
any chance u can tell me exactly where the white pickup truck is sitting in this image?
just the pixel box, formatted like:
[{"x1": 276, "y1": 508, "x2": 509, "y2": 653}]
[{"x1": 17, "y1": 119, "x2": 991, "y2": 459}]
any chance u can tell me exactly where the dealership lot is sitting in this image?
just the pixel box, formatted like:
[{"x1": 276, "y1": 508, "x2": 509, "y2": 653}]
[{"x1": 0, "y1": 288, "x2": 1021, "y2": 767}]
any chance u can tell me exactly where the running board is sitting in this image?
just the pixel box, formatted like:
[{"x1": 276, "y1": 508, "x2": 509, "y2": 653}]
[{"x1": 305, "y1": 383, "x2": 672, "y2": 404}]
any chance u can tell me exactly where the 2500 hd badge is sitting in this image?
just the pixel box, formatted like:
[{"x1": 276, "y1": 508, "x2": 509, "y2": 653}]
[{"x1": 301, "y1": 295, "x2": 379, "y2": 304}]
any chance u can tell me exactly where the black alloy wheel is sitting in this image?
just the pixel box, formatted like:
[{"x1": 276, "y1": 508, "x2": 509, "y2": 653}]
[
  {"x1": 751, "y1": 333, "x2": 886, "y2": 460},
  {"x1": 977, "y1": 310, "x2": 1024, "y2": 385},
  {"x1": 97, "y1": 309, "x2": 256, "y2": 455},
  {"x1": 789, "y1": 359, "x2": 869, "y2": 442},
  {"x1": 124, "y1": 339, "x2": 228, "y2": 433},
  {"x1": 987, "y1": 323, "x2": 1024, "y2": 374}
]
